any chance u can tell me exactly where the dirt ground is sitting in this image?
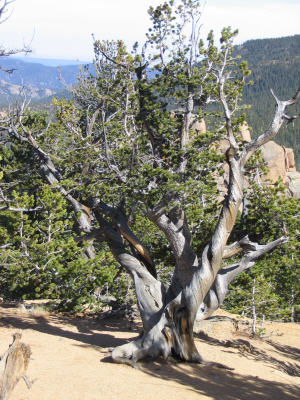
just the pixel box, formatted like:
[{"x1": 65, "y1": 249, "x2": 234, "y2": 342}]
[{"x1": 0, "y1": 302, "x2": 299, "y2": 400}]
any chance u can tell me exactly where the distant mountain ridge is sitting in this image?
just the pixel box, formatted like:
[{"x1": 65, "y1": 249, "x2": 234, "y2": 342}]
[
  {"x1": 0, "y1": 57, "x2": 88, "y2": 90},
  {"x1": 0, "y1": 57, "x2": 93, "y2": 105},
  {"x1": 12, "y1": 56, "x2": 90, "y2": 67}
]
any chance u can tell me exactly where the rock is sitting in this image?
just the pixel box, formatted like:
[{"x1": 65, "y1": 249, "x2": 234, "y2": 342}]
[
  {"x1": 287, "y1": 171, "x2": 300, "y2": 199},
  {"x1": 260, "y1": 141, "x2": 287, "y2": 183},
  {"x1": 190, "y1": 117, "x2": 206, "y2": 134},
  {"x1": 239, "y1": 122, "x2": 252, "y2": 142},
  {"x1": 285, "y1": 147, "x2": 296, "y2": 172}
]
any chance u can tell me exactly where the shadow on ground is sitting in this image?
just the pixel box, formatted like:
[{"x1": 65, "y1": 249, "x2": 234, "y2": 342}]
[
  {"x1": 0, "y1": 303, "x2": 140, "y2": 349},
  {"x1": 195, "y1": 331, "x2": 300, "y2": 377},
  {"x1": 266, "y1": 339, "x2": 300, "y2": 362},
  {"x1": 139, "y1": 359, "x2": 300, "y2": 400}
]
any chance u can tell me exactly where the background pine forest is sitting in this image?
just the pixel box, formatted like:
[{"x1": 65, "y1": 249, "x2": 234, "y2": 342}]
[{"x1": 238, "y1": 35, "x2": 300, "y2": 168}]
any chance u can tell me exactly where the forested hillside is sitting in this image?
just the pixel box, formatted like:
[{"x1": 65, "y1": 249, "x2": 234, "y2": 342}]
[
  {"x1": 0, "y1": 58, "x2": 89, "y2": 105},
  {"x1": 0, "y1": 58, "x2": 82, "y2": 89},
  {"x1": 238, "y1": 35, "x2": 300, "y2": 168}
]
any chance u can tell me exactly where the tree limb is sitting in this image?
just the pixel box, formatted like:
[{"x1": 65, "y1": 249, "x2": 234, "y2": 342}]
[
  {"x1": 196, "y1": 236, "x2": 288, "y2": 321},
  {"x1": 93, "y1": 200, "x2": 157, "y2": 278},
  {"x1": 241, "y1": 87, "x2": 300, "y2": 166}
]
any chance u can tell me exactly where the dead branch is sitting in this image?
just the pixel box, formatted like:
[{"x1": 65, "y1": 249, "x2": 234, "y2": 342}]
[{"x1": 0, "y1": 332, "x2": 31, "y2": 400}]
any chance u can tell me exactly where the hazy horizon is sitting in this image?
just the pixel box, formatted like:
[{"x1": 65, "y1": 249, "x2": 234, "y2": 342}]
[{"x1": 1, "y1": 0, "x2": 299, "y2": 61}]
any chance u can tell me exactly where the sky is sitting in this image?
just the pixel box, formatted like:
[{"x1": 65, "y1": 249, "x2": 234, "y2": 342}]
[{"x1": 1, "y1": 0, "x2": 300, "y2": 62}]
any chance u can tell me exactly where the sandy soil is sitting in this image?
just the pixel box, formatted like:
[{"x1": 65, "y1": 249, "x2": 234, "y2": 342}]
[{"x1": 0, "y1": 302, "x2": 299, "y2": 400}]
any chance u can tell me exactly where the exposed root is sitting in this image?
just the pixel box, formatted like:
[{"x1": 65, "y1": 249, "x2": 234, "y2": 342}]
[
  {"x1": 112, "y1": 355, "x2": 140, "y2": 370},
  {"x1": 110, "y1": 339, "x2": 147, "y2": 369},
  {"x1": 110, "y1": 340, "x2": 233, "y2": 371}
]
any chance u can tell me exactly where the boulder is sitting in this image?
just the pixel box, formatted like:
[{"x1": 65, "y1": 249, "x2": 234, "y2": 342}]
[
  {"x1": 190, "y1": 117, "x2": 206, "y2": 134},
  {"x1": 239, "y1": 122, "x2": 252, "y2": 142},
  {"x1": 260, "y1": 141, "x2": 287, "y2": 183},
  {"x1": 285, "y1": 147, "x2": 296, "y2": 172},
  {"x1": 287, "y1": 171, "x2": 300, "y2": 199}
]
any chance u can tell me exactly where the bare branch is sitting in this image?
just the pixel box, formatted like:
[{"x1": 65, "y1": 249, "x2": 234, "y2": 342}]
[
  {"x1": 196, "y1": 236, "x2": 288, "y2": 321},
  {"x1": 0, "y1": 243, "x2": 11, "y2": 249},
  {"x1": 0, "y1": 206, "x2": 42, "y2": 212},
  {"x1": 241, "y1": 87, "x2": 300, "y2": 166},
  {"x1": 0, "y1": 0, "x2": 14, "y2": 24},
  {"x1": 286, "y1": 86, "x2": 300, "y2": 106},
  {"x1": 223, "y1": 235, "x2": 260, "y2": 259},
  {"x1": 222, "y1": 236, "x2": 289, "y2": 282}
]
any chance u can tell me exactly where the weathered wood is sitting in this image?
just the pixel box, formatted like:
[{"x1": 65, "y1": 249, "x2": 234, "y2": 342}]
[{"x1": 0, "y1": 332, "x2": 31, "y2": 400}]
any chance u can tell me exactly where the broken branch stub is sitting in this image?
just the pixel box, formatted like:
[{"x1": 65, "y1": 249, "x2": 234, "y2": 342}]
[{"x1": 0, "y1": 332, "x2": 31, "y2": 400}]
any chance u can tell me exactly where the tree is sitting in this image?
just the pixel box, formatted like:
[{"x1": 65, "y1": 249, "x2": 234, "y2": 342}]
[{"x1": 1, "y1": 0, "x2": 299, "y2": 368}]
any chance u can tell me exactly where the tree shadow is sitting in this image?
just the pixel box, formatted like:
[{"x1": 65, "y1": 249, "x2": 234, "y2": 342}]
[
  {"x1": 139, "y1": 360, "x2": 300, "y2": 400},
  {"x1": 0, "y1": 306, "x2": 140, "y2": 349},
  {"x1": 266, "y1": 339, "x2": 300, "y2": 362},
  {"x1": 1, "y1": 304, "x2": 299, "y2": 400},
  {"x1": 195, "y1": 331, "x2": 300, "y2": 377},
  {"x1": 238, "y1": 344, "x2": 300, "y2": 377}
]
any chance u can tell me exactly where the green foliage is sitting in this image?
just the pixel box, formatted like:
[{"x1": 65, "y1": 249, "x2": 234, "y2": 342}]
[{"x1": 0, "y1": 181, "x2": 120, "y2": 310}]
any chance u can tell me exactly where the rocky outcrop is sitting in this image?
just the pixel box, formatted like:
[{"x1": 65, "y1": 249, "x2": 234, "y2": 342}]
[
  {"x1": 258, "y1": 139, "x2": 300, "y2": 198},
  {"x1": 260, "y1": 141, "x2": 297, "y2": 184},
  {"x1": 239, "y1": 122, "x2": 252, "y2": 143},
  {"x1": 260, "y1": 141, "x2": 288, "y2": 182},
  {"x1": 206, "y1": 121, "x2": 300, "y2": 199}
]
